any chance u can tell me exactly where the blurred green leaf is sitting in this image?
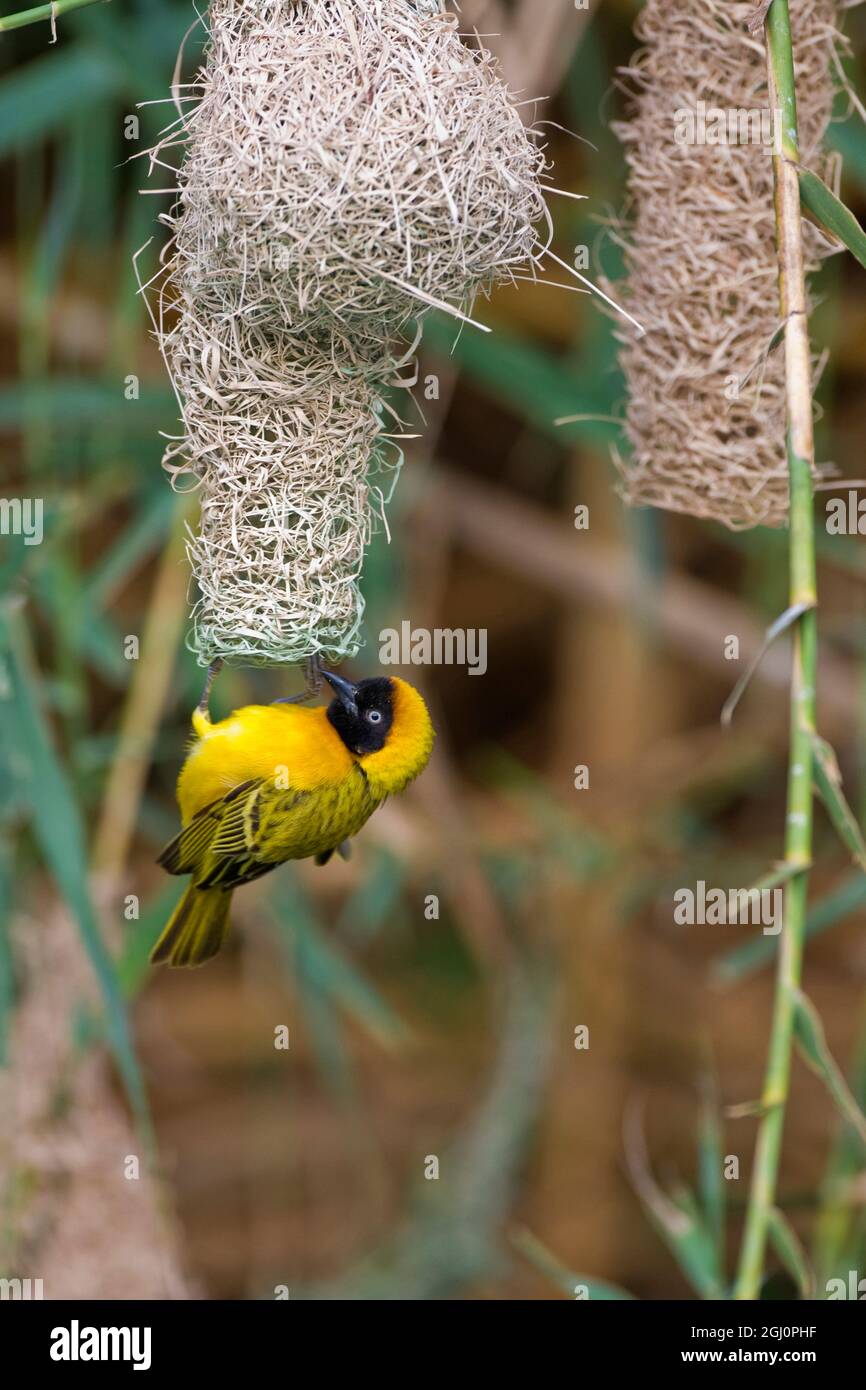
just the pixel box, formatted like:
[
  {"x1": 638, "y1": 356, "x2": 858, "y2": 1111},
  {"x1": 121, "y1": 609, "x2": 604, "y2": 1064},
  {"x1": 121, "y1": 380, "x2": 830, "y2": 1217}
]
[
  {"x1": 76, "y1": 100, "x2": 119, "y2": 248},
  {"x1": 270, "y1": 876, "x2": 409, "y2": 1051},
  {"x1": 511, "y1": 1227, "x2": 636, "y2": 1300},
  {"x1": 118, "y1": 881, "x2": 183, "y2": 995},
  {"x1": 423, "y1": 315, "x2": 621, "y2": 446},
  {"x1": 83, "y1": 489, "x2": 175, "y2": 611},
  {"x1": 767, "y1": 1206, "x2": 815, "y2": 1299},
  {"x1": 814, "y1": 1004, "x2": 866, "y2": 1282},
  {"x1": 827, "y1": 114, "x2": 866, "y2": 191},
  {"x1": 20, "y1": 114, "x2": 88, "y2": 484},
  {"x1": 79, "y1": 610, "x2": 130, "y2": 683},
  {"x1": 113, "y1": 186, "x2": 163, "y2": 345},
  {"x1": 0, "y1": 380, "x2": 175, "y2": 429},
  {"x1": 33, "y1": 563, "x2": 130, "y2": 684},
  {"x1": 336, "y1": 846, "x2": 406, "y2": 946},
  {"x1": 482, "y1": 747, "x2": 614, "y2": 881},
  {"x1": 713, "y1": 871, "x2": 866, "y2": 984},
  {"x1": 0, "y1": 602, "x2": 150, "y2": 1139},
  {"x1": 794, "y1": 990, "x2": 866, "y2": 1150},
  {"x1": 74, "y1": 4, "x2": 206, "y2": 101},
  {"x1": 0, "y1": 836, "x2": 13, "y2": 1065},
  {"x1": 625, "y1": 1104, "x2": 724, "y2": 1298},
  {"x1": 0, "y1": 530, "x2": 32, "y2": 594},
  {"x1": 300, "y1": 962, "x2": 552, "y2": 1299},
  {"x1": 667, "y1": 1186, "x2": 726, "y2": 1299},
  {"x1": 797, "y1": 166, "x2": 866, "y2": 271},
  {"x1": 75, "y1": 882, "x2": 185, "y2": 1051},
  {"x1": 563, "y1": 10, "x2": 621, "y2": 172},
  {"x1": 811, "y1": 734, "x2": 866, "y2": 871},
  {"x1": 0, "y1": 46, "x2": 123, "y2": 156},
  {"x1": 698, "y1": 1087, "x2": 726, "y2": 1268}
]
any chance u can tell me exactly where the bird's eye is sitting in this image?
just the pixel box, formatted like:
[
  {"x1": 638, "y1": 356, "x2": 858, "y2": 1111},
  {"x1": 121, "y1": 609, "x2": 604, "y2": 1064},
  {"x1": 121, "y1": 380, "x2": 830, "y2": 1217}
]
[{"x1": 366, "y1": 709, "x2": 383, "y2": 724}]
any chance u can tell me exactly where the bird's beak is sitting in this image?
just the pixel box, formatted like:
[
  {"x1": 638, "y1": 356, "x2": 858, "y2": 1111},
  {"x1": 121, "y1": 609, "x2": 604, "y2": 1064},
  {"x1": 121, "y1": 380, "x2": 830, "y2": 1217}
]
[{"x1": 322, "y1": 669, "x2": 359, "y2": 716}]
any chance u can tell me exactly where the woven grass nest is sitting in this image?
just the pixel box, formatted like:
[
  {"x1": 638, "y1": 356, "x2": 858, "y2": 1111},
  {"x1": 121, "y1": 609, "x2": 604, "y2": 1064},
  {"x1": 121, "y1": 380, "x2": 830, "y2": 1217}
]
[
  {"x1": 150, "y1": 0, "x2": 553, "y2": 665},
  {"x1": 609, "y1": 0, "x2": 842, "y2": 530}
]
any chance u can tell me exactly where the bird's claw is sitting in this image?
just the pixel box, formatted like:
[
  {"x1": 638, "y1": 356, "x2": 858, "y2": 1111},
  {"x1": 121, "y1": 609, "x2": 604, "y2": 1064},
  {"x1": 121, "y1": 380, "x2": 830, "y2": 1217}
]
[
  {"x1": 272, "y1": 653, "x2": 326, "y2": 705},
  {"x1": 196, "y1": 658, "x2": 224, "y2": 720}
]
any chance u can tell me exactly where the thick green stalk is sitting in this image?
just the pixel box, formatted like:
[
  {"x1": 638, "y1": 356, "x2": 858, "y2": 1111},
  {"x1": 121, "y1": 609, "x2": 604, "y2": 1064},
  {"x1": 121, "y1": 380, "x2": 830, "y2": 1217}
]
[
  {"x1": 734, "y1": 0, "x2": 818, "y2": 1301},
  {"x1": 0, "y1": 0, "x2": 108, "y2": 32}
]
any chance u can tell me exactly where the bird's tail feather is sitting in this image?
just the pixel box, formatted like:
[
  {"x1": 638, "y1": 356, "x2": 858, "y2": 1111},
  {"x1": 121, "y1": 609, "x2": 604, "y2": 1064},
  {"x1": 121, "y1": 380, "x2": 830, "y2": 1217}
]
[{"x1": 151, "y1": 884, "x2": 233, "y2": 967}]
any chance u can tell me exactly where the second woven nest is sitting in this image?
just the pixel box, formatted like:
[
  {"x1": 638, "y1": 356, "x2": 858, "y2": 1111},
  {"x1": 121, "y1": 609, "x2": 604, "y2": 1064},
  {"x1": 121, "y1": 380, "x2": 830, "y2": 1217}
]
[{"x1": 611, "y1": 0, "x2": 841, "y2": 530}]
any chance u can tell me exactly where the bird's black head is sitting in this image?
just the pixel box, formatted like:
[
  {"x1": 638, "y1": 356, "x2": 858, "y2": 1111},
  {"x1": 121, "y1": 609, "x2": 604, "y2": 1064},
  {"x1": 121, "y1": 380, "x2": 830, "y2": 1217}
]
[{"x1": 324, "y1": 671, "x2": 395, "y2": 755}]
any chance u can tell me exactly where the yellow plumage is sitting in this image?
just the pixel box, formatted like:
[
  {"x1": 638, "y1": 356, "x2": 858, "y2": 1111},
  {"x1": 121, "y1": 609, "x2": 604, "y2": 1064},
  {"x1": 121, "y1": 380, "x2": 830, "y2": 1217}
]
[
  {"x1": 179, "y1": 704, "x2": 356, "y2": 818},
  {"x1": 152, "y1": 674, "x2": 434, "y2": 968}
]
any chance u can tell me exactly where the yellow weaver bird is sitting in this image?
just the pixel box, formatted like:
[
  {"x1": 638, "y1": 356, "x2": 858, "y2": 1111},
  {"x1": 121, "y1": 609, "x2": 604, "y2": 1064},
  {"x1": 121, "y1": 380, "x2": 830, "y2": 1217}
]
[{"x1": 152, "y1": 669, "x2": 434, "y2": 967}]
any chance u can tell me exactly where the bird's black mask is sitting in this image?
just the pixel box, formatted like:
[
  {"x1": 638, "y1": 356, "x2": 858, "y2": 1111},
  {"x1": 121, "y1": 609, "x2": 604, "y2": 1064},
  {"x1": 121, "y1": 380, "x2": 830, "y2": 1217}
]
[{"x1": 324, "y1": 674, "x2": 395, "y2": 755}]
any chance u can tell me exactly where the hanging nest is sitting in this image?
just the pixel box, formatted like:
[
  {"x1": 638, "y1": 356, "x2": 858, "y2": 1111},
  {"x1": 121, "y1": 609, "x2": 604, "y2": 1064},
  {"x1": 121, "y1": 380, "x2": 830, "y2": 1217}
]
[
  {"x1": 171, "y1": 0, "x2": 549, "y2": 346},
  {"x1": 180, "y1": 347, "x2": 393, "y2": 666},
  {"x1": 608, "y1": 0, "x2": 841, "y2": 530},
  {"x1": 149, "y1": 0, "x2": 553, "y2": 665}
]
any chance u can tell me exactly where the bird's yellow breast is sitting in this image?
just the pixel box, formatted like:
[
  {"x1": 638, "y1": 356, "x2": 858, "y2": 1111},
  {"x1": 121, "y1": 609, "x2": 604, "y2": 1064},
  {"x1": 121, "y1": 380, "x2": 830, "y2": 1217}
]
[{"x1": 178, "y1": 703, "x2": 355, "y2": 824}]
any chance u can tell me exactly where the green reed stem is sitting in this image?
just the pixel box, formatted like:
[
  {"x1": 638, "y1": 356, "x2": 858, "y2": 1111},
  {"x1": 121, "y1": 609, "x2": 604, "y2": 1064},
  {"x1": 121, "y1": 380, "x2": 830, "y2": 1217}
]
[
  {"x1": 0, "y1": 0, "x2": 108, "y2": 32},
  {"x1": 734, "y1": 0, "x2": 818, "y2": 1301}
]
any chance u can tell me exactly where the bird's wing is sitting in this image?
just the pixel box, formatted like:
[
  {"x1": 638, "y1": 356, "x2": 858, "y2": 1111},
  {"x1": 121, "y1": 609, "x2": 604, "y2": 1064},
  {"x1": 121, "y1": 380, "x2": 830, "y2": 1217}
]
[
  {"x1": 158, "y1": 778, "x2": 316, "y2": 891},
  {"x1": 199, "y1": 784, "x2": 319, "y2": 888},
  {"x1": 157, "y1": 779, "x2": 260, "y2": 876}
]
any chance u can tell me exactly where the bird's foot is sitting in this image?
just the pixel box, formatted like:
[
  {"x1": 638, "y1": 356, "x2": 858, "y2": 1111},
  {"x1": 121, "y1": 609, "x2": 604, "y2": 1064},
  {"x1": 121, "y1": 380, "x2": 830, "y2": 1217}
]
[
  {"x1": 195, "y1": 658, "x2": 224, "y2": 726},
  {"x1": 272, "y1": 653, "x2": 326, "y2": 706}
]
